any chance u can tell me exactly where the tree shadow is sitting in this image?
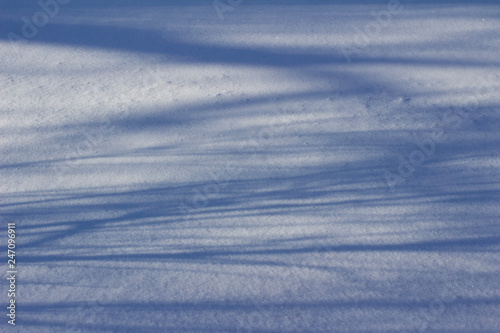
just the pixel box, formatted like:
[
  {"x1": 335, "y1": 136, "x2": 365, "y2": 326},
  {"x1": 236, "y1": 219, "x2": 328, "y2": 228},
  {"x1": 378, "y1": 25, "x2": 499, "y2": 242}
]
[{"x1": 1, "y1": 1, "x2": 499, "y2": 332}]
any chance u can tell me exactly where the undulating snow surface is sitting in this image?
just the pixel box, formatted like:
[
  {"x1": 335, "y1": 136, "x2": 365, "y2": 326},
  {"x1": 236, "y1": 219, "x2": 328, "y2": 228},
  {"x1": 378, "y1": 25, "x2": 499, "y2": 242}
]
[{"x1": 1, "y1": 0, "x2": 499, "y2": 332}]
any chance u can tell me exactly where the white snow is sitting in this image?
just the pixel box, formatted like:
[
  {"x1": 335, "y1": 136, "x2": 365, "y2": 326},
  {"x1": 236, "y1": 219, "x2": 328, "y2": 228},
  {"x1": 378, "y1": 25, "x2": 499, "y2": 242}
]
[{"x1": 1, "y1": 0, "x2": 499, "y2": 332}]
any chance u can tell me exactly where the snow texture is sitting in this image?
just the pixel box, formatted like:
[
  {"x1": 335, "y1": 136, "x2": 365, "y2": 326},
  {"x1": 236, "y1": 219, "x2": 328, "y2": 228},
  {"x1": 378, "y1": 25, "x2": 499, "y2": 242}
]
[{"x1": 0, "y1": 0, "x2": 499, "y2": 332}]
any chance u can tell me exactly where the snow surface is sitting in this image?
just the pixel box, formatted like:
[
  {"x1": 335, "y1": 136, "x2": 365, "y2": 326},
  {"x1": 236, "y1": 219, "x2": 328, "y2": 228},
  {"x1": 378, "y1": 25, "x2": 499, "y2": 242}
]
[{"x1": 1, "y1": 0, "x2": 499, "y2": 332}]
